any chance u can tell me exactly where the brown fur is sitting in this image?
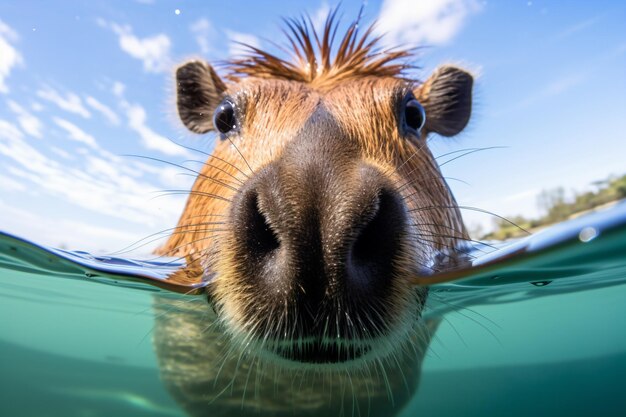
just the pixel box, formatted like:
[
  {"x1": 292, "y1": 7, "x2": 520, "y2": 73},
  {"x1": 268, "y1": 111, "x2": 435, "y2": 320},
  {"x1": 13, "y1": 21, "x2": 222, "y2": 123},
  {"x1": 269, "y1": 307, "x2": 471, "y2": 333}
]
[
  {"x1": 224, "y1": 12, "x2": 414, "y2": 88},
  {"x1": 154, "y1": 11, "x2": 473, "y2": 417}
]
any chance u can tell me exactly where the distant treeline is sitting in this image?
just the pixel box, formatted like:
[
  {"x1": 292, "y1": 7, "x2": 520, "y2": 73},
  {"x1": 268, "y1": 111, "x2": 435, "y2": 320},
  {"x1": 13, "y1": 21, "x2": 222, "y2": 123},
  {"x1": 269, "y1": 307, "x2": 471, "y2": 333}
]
[{"x1": 482, "y1": 173, "x2": 626, "y2": 240}]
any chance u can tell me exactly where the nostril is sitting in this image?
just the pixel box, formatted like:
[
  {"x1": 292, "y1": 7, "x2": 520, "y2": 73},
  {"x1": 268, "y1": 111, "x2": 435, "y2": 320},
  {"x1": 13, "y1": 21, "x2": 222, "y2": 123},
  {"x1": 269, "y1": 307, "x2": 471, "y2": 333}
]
[
  {"x1": 350, "y1": 189, "x2": 405, "y2": 284},
  {"x1": 244, "y1": 192, "x2": 280, "y2": 257}
]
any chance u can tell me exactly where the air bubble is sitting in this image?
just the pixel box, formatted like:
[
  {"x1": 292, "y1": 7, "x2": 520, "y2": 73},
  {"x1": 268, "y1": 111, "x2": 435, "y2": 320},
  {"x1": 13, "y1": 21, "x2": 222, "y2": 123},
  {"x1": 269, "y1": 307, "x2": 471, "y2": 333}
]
[{"x1": 578, "y1": 227, "x2": 598, "y2": 243}]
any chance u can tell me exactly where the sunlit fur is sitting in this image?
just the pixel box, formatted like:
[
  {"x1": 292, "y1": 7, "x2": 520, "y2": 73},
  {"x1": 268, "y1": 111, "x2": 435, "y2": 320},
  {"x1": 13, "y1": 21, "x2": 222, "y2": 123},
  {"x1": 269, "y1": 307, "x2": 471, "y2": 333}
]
[{"x1": 155, "y1": 11, "x2": 471, "y2": 417}]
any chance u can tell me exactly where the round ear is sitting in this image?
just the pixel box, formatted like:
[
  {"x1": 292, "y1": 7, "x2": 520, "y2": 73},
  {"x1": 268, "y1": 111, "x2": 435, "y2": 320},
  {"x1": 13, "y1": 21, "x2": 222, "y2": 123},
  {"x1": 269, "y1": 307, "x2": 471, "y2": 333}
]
[
  {"x1": 416, "y1": 65, "x2": 473, "y2": 137},
  {"x1": 176, "y1": 60, "x2": 227, "y2": 134}
]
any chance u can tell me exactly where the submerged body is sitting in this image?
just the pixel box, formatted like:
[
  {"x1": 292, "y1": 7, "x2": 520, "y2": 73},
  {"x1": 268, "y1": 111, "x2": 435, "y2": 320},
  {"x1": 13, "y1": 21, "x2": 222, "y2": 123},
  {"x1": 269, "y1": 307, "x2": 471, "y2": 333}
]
[
  {"x1": 155, "y1": 12, "x2": 473, "y2": 417},
  {"x1": 153, "y1": 295, "x2": 437, "y2": 417}
]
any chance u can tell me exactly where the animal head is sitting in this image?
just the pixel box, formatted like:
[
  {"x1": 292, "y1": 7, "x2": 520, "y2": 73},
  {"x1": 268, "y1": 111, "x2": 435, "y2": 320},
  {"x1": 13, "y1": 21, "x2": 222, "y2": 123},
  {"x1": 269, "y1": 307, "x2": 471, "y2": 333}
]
[{"x1": 162, "y1": 13, "x2": 473, "y2": 367}]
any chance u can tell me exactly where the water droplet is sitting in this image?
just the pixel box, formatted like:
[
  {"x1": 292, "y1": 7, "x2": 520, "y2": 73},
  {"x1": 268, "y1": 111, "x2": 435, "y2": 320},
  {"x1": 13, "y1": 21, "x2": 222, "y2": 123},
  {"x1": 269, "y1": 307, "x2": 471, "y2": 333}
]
[
  {"x1": 579, "y1": 226, "x2": 598, "y2": 243},
  {"x1": 531, "y1": 281, "x2": 551, "y2": 287}
]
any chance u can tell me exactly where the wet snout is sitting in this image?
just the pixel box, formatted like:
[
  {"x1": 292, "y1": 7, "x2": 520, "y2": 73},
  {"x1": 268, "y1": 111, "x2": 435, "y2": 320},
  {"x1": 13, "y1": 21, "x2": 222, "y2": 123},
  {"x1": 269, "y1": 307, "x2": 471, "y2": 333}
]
[{"x1": 228, "y1": 110, "x2": 408, "y2": 361}]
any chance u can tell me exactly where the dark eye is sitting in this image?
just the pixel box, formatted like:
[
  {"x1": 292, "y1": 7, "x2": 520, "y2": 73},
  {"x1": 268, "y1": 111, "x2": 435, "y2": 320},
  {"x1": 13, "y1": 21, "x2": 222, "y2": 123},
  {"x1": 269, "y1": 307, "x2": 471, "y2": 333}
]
[
  {"x1": 403, "y1": 98, "x2": 426, "y2": 135},
  {"x1": 213, "y1": 99, "x2": 237, "y2": 135}
]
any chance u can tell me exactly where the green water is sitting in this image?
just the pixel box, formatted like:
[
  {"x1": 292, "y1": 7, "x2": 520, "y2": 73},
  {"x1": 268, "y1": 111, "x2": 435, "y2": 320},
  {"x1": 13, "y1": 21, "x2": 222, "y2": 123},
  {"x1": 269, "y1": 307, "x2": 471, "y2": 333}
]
[{"x1": 1, "y1": 204, "x2": 625, "y2": 416}]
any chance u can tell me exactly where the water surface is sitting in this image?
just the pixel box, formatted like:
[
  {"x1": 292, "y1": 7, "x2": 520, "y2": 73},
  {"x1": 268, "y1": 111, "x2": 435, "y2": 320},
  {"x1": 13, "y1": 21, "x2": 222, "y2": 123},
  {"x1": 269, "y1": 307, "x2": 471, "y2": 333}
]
[{"x1": 1, "y1": 203, "x2": 625, "y2": 416}]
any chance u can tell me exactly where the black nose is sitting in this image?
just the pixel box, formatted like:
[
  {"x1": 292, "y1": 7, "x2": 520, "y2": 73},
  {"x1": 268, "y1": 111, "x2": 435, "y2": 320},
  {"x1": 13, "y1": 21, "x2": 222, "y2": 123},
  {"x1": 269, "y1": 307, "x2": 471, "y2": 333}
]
[
  {"x1": 230, "y1": 162, "x2": 407, "y2": 314},
  {"x1": 345, "y1": 186, "x2": 406, "y2": 288}
]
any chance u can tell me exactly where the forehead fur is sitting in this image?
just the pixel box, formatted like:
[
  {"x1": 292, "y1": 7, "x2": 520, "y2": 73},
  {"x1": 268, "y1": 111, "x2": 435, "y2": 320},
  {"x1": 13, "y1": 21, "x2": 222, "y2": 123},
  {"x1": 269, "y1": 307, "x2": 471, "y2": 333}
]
[
  {"x1": 224, "y1": 9, "x2": 416, "y2": 90},
  {"x1": 236, "y1": 77, "x2": 411, "y2": 150}
]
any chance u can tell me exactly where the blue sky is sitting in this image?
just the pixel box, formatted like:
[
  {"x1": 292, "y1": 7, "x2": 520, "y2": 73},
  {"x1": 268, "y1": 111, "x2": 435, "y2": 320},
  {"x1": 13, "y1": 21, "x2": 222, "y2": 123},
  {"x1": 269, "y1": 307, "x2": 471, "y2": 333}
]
[{"x1": 0, "y1": 0, "x2": 624, "y2": 253}]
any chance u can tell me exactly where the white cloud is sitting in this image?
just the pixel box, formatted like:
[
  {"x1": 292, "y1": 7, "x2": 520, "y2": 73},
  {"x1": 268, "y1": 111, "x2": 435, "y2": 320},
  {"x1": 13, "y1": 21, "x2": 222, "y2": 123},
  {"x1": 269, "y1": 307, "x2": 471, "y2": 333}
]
[
  {"x1": 0, "y1": 119, "x2": 23, "y2": 141},
  {"x1": 49, "y1": 146, "x2": 73, "y2": 160},
  {"x1": 0, "y1": 120, "x2": 62, "y2": 186},
  {"x1": 375, "y1": 0, "x2": 482, "y2": 47},
  {"x1": 30, "y1": 101, "x2": 44, "y2": 111},
  {"x1": 111, "y1": 84, "x2": 190, "y2": 157},
  {"x1": 0, "y1": 199, "x2": 148, "y2": 253},
  {"x1": 65, "y1": 219, "x2": 142, "y2": 246},
  {"x1": 158, "y1": 165, "x2": 195, "y2": 188},
  {"x1": 226, "y1": 30, "x2": 261, "y2": 56},
  {"x1": 37, "y1": 86, "x2": 91, "y2": 118},
  {"x1": 310, "y1": 2, "x2": 331, "y2": 34},
  {"x1": 0, "y1": 173, "x2": 26, "y2": 192},
  {"x1": 53, "y1": 117, "x2": 99, "y2": 149},
  {"x1": 0, "y1": 19, "x2": 24, "y2": 93},
  {"x1": 0, "y1": 118, "x2": 185, "y2": 235},
  {"x1": 7, "y1": 100, "x2": 43, "y2": 138},
  {"x1": 101, "y1": 20, "x2": 172, "y2": 73},
  {"x1": 124, "y1": 103, "x2": 189, "y2": 156},
  {"x1": 190, "y1": 18, "x2": 215, "y2": 55},
  {"x1": 85, "y1": 96, "x2": 120, "y2": 125},
  {"x1": 112, "y1": 81, "x2": 126, "y2": 97}
]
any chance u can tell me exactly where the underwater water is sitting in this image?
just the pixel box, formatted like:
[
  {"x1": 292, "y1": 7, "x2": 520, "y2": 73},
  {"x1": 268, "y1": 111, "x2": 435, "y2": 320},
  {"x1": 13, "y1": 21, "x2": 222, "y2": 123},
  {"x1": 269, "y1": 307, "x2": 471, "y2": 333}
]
[{"x1": 0, "y1": 203, "x2": 625, "y2": 417}]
